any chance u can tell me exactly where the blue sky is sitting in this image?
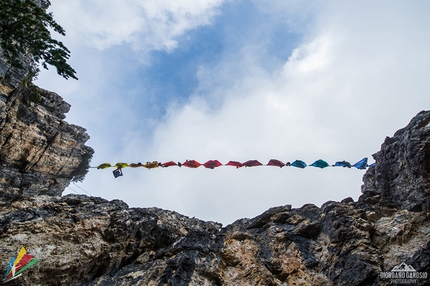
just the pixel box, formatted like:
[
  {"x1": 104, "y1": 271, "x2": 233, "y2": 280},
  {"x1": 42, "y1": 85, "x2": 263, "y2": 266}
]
[{"x1": 36, "y1": 0, "x2": 430, "y2": 225}]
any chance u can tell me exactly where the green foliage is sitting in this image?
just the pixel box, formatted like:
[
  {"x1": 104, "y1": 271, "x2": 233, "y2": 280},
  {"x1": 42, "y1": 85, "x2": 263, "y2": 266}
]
[
  {"x1": 0, "y1": 0, "x2": 77, "y2": 80},
  {"x1": 20, "y1": 63, "x2": 42, "y2": 103},
  {"x1": 27, "y1": 87, "x2": 41, "y2": 103},
  {"x1": 20, "y1": 61, "x2": 40, "y2": 86},
  {"x1": 17, "y1": 62, "x2": 41, "y2": 103},
  {"x1": 71, "y1": 152, "x2": 93, "y2": 183}
]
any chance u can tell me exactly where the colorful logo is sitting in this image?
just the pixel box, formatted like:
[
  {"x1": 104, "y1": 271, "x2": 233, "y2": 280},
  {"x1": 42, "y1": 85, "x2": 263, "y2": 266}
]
[{"x1": 3, "y1": 247, "x2": 38, "y2": 283}]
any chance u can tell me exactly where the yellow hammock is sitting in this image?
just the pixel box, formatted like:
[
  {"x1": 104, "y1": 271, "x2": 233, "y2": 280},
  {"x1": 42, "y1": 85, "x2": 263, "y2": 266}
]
[{"x1": 143, "y1": 161, "x2": 160, "y2": 169}]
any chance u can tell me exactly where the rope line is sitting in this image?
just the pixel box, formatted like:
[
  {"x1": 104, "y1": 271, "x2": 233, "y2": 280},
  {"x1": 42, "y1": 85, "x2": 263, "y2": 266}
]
[
  {"x1": 66, "y1": 186, "x2": 79, "y2": 194},
  {"x1": 72, "y1": 182, "x2": 92, "y2": 196}
]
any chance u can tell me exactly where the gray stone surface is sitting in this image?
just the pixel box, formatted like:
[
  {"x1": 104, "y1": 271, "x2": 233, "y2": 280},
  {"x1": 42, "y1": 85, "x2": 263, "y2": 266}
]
[
  {"x1": 360, "y1": 110, "x2": 430, "y2": 212},
  {"x1": 0, "y1": 80, "x2": 93, "y2": 202},
  {"x1": 0, "y1": 48, "x2": 32, "y2": 89}
]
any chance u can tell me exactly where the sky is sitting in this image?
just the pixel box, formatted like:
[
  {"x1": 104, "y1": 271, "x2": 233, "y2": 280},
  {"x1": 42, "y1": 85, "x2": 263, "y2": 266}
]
[{"x1": 36, "y1": 0, "x2": 430, "y2": 225}]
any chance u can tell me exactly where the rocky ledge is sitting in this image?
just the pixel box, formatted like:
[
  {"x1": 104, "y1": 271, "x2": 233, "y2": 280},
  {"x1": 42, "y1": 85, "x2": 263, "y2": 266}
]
[
  {"x1": 0, "y1": 111, "x2": 429, "y2": 285},
  {"x1": 0, "y1": 79, "x2": 94, "y2": 202}
]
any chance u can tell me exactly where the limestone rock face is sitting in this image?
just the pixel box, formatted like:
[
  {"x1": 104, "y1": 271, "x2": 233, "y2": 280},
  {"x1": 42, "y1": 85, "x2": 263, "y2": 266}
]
[
  {"x1": 0, "y1": 80, "x2": 94, "y2": 202},
  {"x1": 0, "y1": 111, "x2": 429, "y2": 285},
  {"x1": 0, "y1": 49, "x2": 32, "y2": 89},
  {"x1": 360, "y1": 110, "x2": 430, "y2": 212}
]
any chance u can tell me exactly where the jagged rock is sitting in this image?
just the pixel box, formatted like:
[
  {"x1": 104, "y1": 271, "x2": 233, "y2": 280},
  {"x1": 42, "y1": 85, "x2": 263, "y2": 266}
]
[
  {"x1": 0, "y1": 80, "x2": 94, "y2": 202},
  {"x1": 1, "y1": 91, "x2": 429, "y2": 286},
  {"x1": 0, "y1": 195, "x2": 223, "y2": 286},
  {"x1": 359, "y1": 111, "x2": 430, "y2": 213}
]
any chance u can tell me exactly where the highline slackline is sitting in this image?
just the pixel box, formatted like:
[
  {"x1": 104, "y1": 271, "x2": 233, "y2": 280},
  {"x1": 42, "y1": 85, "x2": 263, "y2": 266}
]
[{"x1": 92, "y1": 158, "x2": 373, "y2": 178}]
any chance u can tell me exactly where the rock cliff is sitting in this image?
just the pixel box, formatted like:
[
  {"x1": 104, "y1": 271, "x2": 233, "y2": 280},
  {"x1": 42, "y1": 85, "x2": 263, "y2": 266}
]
[
  {"x1": 0, "y1": 57, "x2": 94, "y2": 202},
  {"x1": 0, "y1": 110, "x2": 429, "y2": 285}
]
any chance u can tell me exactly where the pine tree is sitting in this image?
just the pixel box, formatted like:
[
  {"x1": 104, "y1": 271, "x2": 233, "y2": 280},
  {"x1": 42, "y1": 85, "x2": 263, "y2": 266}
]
[{"x1": 0, "y1": 0, "x2": 77, "y2": 80}]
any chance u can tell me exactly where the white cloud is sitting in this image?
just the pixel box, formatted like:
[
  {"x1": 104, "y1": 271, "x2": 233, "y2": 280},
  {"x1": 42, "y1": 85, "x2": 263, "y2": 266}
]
[
  {"x1": 118, "y1": 0, "x2": 430, "y2": 224},
  {"x1": 49, "y1": 0, "x2": 225, "y2": 53},
  {"x1": 39, "y1": 0, "x2": 229, "y2": 155}
]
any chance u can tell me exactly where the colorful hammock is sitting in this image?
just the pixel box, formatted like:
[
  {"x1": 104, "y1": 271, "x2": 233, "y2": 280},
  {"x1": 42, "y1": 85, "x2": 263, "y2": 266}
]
[{"x1": 92, "y1": 158, "x2": 372, "y2": 178}]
